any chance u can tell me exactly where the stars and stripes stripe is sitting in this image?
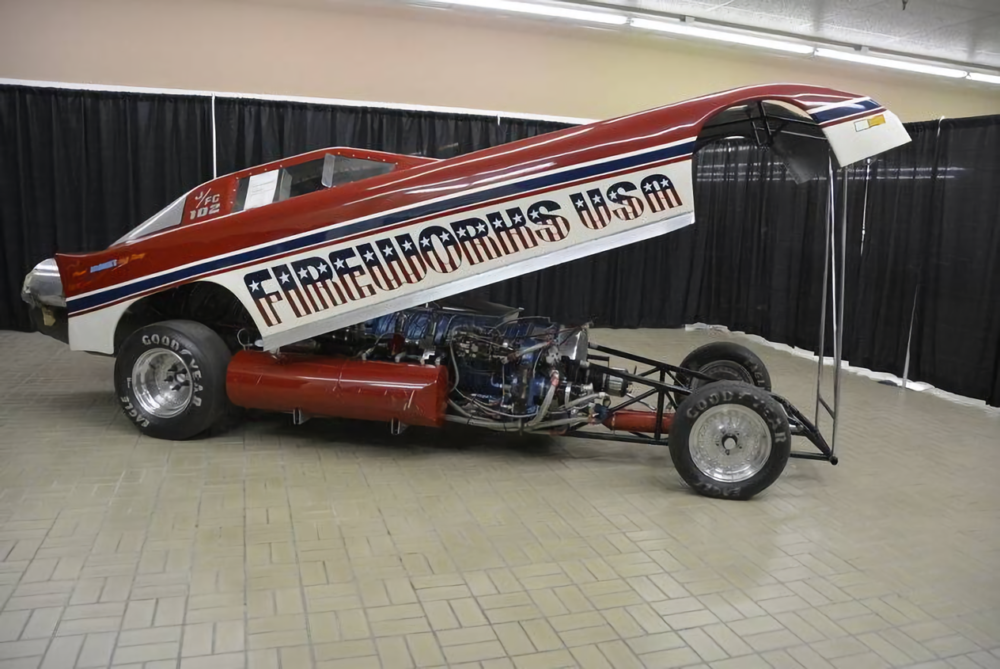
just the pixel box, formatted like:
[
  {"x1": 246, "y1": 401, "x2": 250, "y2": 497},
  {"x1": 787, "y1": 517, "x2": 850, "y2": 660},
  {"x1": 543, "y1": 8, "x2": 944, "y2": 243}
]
[
  {"x1": 243, "y1": 269, "x2": 283, "y2": 327},
  {"x1": 642, "y1": 174, "x2": 682, "y2": 212}
]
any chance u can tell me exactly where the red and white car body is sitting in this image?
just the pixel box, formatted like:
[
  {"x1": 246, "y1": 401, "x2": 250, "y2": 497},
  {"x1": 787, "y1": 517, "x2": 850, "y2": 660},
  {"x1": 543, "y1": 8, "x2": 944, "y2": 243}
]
[{"x1": 42, "y1": 84, "x2": 907, "y2": 354}]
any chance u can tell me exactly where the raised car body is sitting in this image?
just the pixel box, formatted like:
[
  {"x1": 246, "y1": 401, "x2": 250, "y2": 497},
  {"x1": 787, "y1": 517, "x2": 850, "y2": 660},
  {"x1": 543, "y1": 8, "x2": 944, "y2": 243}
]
[{"x1": 35, "y1": 84, "x2": 908, "y2": 354}]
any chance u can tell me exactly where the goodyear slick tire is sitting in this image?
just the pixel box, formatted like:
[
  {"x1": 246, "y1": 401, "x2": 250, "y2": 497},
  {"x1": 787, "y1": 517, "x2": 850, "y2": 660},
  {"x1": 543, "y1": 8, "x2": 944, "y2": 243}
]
[
  {"x1": 669, "y1": 381, "x2": 790, "y2": 500},
  {"x1": 679, "y1": 341, "x2": 772, "y2": 391},
  {"x1": 114, "y1": 320, "x2": 231, "y2": 440}
]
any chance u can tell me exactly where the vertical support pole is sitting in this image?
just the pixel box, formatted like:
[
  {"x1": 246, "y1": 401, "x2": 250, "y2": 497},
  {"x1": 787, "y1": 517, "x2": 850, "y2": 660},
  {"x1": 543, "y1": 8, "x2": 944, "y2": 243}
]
[
  {"x1": 815, "y1": 157, "x2": 833, "y2": 426},
  {"x1": 211, "y1": 94, "x2": 218, "y2": 178},
  {"x1": 831, "y1": 166, "x2": 848, "y2": 456}
]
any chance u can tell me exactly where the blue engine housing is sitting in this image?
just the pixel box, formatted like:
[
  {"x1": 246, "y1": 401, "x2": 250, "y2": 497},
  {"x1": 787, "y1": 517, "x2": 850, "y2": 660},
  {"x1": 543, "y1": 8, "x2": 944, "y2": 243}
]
[{"x1": 363, "y1": 304, "x2": 559, "y2": 414}]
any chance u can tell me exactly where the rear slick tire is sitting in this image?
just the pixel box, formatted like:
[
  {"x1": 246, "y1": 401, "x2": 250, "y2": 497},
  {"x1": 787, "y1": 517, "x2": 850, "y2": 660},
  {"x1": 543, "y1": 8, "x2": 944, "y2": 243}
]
[
  {"x1": 114, "y1": 320, "x2": 231, "y2": 440},
  {"x1": 679, "y1": 341, "x2": 772, "y2": 390},
  {"x1": 669, "y1": 382, "x2": 790, "y2": 500}
]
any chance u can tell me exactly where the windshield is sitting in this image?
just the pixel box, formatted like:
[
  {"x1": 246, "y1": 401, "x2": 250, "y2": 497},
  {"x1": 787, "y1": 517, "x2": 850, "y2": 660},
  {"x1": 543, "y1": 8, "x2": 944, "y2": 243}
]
[
  {"x1": 234, "y1": 154, "x2": 395, "y2": 212},
  {"x1": 113, "y1": 191, "x2": 188, "y2": 245},
  {"x1": 112, "y1": 153, "x2": 396, "y2": 245}
]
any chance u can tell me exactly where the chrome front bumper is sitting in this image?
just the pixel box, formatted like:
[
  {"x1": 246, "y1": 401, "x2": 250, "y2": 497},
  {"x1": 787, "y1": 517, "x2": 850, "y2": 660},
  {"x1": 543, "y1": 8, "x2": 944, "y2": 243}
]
[{"x1": 22, "y1": 258, "x2": 69, "y2": 343}]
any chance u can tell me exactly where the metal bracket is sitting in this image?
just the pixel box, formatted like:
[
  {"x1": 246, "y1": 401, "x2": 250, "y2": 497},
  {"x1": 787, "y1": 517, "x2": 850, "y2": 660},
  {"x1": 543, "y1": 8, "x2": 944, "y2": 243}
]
[
  {"x1": 293, "y1": 408, "x2": 311, "y2": 425},
  {"x1": 390, "y1": 419, "x2": 408, "y2": 436}
]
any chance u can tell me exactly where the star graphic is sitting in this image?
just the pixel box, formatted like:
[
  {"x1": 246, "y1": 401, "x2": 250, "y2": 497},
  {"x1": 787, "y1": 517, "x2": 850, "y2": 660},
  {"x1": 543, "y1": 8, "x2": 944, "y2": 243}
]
[
  {"x1": 529, "y1": 210, "x2": 540, "y2": 220},
  {"x1": 380, "y1": 244, "x2": 394, "y2": 256},
  {"x1": 660, "y1": 179, "x2": 670, "y2": 188},
  {"x1": 476, "y1": 222, "x2": 487, "y2": 233},
  {"x1": 574, "y1": 198, "x2": 586, "y2": 208},
  {"x1": 249, "y1": 280, "x2": 260, "y2": 293},
  {"x1": 298, "y1": 267, "x2": 309, "y2": 279},
  {"x1": 334, "y1": 258, "x2": 345, "y2": 269},
  {"x1": 441, "y1": 232, "x2": 450, "y2": 241},
  {"x1": 421, "y1": 237, "x2": 431, "y2": 247},
  {"x1": 457, "y1": 227, "x2": 467, "y2": 238},
  {"x1": 318, "y1": 264, "x2": 328, "y2": 273},
  {"x1": 591, "y1": 194, "x2": 603, "y2": 204},
  {"x1": 402, "y1": 239, "x2": 413, "y2": 251},
  {"x1": 644, "y1": 182, "x2": 654, "y2": 192},
  {"x1": 363, "y1": 249, "x2": 375, "y2": 262},
  {"x1": 279, "y1": 272, "x2": 290, "y2": 284},
  {"x1": 512, "y1": 213, "x2": 523, "y2": 224},
  {"x1": 491, "y1": 217, "x2": 505, "y2": 229}
]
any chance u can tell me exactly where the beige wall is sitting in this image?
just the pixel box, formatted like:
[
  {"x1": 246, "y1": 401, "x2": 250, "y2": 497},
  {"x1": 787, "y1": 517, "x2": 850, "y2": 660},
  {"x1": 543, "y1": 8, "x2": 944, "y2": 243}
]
[{"x1": 1, "y1": 0, "x2": 998, "y2": 122}]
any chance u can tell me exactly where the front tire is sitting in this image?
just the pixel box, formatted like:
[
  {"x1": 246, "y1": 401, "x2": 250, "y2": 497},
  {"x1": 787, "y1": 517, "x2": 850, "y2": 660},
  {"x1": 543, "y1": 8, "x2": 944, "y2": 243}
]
[
  {"x1": 669, "y1": 382, "x2": 790, "y2": 499},
  {"x1": 114, "y1": 320, "x2": 231, "y2": 440},
  {"x1": 678, "y1": 341, "x2": 772, "y2": 390}
]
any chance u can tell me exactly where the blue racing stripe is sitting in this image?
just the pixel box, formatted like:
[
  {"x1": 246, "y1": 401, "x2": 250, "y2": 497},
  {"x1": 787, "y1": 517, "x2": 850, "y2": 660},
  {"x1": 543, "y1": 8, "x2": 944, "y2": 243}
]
[
  {"x1": 70, "y1": 139, "x2": 697, "y2": 314},
  {"x1": 810, "y1": 98, "x2": 881, "y2": 124}
]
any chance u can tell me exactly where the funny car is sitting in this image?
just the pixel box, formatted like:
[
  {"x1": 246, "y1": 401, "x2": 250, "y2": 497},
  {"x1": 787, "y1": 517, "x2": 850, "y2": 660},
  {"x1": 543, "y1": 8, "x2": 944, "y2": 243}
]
[{"x1": 23, "y1": 84, "x2": 910, "y2": 498}]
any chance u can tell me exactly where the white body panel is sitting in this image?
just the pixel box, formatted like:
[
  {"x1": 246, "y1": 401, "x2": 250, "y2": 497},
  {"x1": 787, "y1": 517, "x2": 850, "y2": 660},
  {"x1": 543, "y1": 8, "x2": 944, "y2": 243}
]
[
  {"x1": 68, "y1": 299, "x2": 135, "y2": 354},
  {"x1": 215, "y1": 160, "x2": 695, "y2": 350},
  {"x1": 822, "y1": 109, "x2": 910, "y2": 167}
]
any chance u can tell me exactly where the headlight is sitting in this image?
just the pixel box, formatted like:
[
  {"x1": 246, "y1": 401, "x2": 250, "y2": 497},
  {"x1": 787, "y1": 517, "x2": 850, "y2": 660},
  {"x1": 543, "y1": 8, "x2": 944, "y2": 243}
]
[{"x1": 22, "y1": 258, "x2": 66, "y2": 309}]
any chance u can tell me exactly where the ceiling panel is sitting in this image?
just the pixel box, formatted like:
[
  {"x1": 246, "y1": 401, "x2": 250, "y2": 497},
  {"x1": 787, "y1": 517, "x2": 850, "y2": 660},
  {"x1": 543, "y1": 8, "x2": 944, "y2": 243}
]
[{"x1": 576, "y1": 0, "x2": 1000, "y2": 67}]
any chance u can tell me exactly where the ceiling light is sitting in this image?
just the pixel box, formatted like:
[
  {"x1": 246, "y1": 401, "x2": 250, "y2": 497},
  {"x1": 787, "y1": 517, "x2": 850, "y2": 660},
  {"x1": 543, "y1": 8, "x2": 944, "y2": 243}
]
[
  {"x1": 419, "y1": 0, "x2": 627, "y2": 25},
  {"x1": 815, "y1": 48, "x2": 967, "y2": 78},
  {"x1": 630, "y1": 18, "x2": 814, "y2": 54},
  {"x1": 968, "y1": 72, "x2": 1000, "y2": 85}
]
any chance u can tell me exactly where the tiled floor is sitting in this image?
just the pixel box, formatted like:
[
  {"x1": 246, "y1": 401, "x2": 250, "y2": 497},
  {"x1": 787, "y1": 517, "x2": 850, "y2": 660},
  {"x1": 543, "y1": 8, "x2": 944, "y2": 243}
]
[{"x1": 0, "y1": 327, "x2": 998, "y2": 669}]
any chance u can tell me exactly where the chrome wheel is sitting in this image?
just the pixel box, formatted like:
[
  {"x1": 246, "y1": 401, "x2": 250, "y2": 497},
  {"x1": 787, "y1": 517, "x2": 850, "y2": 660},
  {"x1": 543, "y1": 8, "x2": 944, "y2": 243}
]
[
  {"x1": 691, "y1": 360, "x2": 754, "y2": 388},
  {"x1": 131, "y1": 348, "x2": 192, "y2": 418},
  {"x1": 688, "y1": 403, "x2": 772, "y2": 483}
]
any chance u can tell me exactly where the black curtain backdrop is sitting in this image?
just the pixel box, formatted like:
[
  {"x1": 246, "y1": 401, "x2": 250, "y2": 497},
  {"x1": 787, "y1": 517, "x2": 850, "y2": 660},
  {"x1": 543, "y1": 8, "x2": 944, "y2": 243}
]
[
  {"x1": 0, "y1": 85, "x2": 214, "y2": 330},
  {"x1": 2, "y1": 86, "x2": 998, "y2": 405},
  {"x1": 215, "y1": 98, "x2": 570, "y2": 171}
]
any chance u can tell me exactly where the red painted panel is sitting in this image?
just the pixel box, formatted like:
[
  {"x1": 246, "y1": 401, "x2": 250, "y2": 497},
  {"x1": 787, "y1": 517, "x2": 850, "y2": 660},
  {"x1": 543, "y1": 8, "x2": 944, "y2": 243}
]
[
  {"x1": 58, "y1": 84, "x2": 864, "y2": 301},
  {"x1": 226, "y1": 350, "x2": 449, "y2": 427}
]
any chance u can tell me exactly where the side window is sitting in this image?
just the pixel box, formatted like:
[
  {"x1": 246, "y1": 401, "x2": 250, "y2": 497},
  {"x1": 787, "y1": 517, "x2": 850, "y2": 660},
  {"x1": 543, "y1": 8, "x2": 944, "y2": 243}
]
[{"x1": 233, "y1": 154, "x2": 394, "y2": 213}]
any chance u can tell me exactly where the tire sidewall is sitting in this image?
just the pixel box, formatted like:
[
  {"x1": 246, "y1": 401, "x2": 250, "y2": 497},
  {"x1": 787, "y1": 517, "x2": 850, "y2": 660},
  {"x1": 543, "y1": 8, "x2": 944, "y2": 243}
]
[
  {"x1": 670, "y1": 382, "x2": 791, "y2": 500},
  {"x1": 680, "y1": 342, "x2": 772, "y2": 391},
  {"x1": 114, "y1": 321, "x2": 229, "y2": 440}
]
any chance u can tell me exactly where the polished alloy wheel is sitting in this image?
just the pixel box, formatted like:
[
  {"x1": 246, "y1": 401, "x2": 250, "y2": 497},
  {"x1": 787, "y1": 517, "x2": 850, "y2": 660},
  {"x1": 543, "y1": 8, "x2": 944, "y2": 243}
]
[
  {"x1": 691, "y1": 359, "x2": 755, "y2": 387},
  {"x1": 131, "y1": 348, "x2": 192, "y2": 419},
  {"x1": 688, "y1": 403, "x2": 772, "y2": 483}
]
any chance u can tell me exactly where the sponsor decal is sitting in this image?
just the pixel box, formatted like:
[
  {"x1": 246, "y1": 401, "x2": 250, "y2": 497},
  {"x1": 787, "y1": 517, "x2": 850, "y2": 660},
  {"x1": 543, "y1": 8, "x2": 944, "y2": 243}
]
[
  {"x1": 89, "y1": 259, "x2": 117, "y2": 274},
  {"x1": 243, "y1": 173, "x2": 683, "y2": 328},
  {"x1": 189, "y1": 189, "x2": 222, "y2": 220},
  {"x1": 854, "y1": 114, "x2": 886, "y2": 132}
]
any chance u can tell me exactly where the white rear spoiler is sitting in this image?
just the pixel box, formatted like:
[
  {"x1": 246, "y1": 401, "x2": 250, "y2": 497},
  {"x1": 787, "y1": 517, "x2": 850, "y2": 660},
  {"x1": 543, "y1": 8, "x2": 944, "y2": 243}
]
[{"x1": 814, "y1": 100, "x2": 911, "y2": 166}]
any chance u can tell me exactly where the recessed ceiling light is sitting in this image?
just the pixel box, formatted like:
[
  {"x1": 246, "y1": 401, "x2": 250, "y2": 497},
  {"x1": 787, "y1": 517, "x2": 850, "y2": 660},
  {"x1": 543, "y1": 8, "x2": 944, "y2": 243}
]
[
  {"x1": 416, "y1": 0, "x2": 627, "y2": 25},
  {"x1": 815, "y1": 48, "x2": 967, "y2": 78},
  {"x1": 968, "y1": 72, "x2": 1000, "y2": 85},
  {"x1": 630, "y1": 18, "x2": 815, "y2": 54}
]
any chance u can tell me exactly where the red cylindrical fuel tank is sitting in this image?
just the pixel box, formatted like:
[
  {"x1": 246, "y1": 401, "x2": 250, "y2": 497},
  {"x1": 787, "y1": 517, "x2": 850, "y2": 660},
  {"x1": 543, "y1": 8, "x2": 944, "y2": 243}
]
[
  {"x1": 226, "y1": 350, "x2": 448, "y2": 427},
  {"x1": 603, "y1": 410, "x2": 674, "y2": 434}
]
